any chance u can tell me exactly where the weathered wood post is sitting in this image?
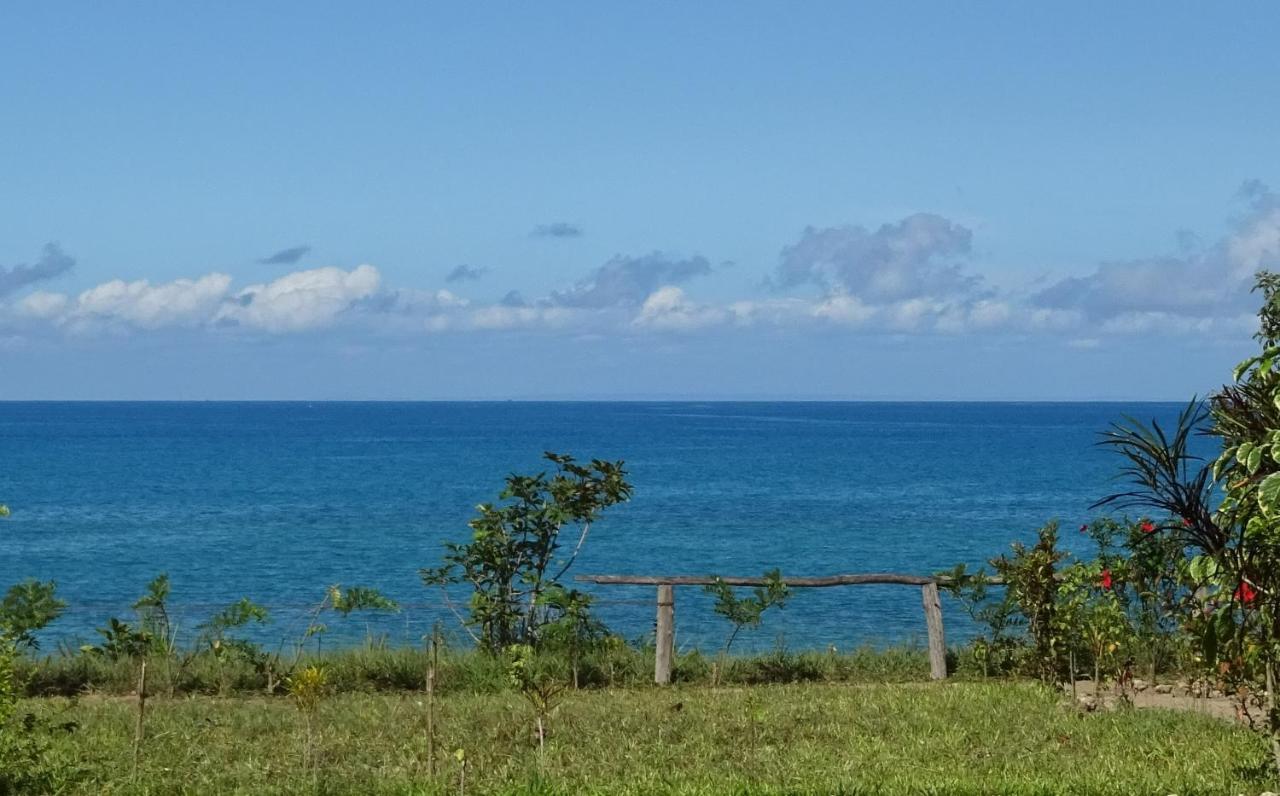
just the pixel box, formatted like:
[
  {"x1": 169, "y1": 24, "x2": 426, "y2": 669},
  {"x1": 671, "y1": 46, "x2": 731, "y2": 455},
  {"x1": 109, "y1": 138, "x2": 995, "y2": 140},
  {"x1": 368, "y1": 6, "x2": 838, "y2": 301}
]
[
  {"x1": 655, "y1": 583, "x2": 675, "y2": 684},
  {"x1": 921, "y1": 581, "x2": 947, "y2": 680}
]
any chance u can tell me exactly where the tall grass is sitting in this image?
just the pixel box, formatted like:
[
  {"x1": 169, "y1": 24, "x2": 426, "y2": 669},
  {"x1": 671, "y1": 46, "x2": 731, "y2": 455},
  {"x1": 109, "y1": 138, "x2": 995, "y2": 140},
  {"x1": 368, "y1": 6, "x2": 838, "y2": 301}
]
[{"x1": 16, "y1": 642, "x2": 935, "y2": 698}]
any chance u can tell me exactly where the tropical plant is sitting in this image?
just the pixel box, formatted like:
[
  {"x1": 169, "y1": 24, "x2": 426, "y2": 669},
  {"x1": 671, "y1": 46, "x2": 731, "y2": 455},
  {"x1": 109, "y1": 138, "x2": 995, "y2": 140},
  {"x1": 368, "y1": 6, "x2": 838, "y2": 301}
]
[
  {"x1": 199, "y1": 598, "x2": 271, "y2": 694},
  {"x1": 506, "y1": 643, "x2": 566, "y2": 757},
  {"x1": 132, "y1": 573, "x2": 175, "y2": 655},
  {"x1": 705, "y1": 569, "x2": 790, "y2": 656},
  {"x1": 298, "y1": 584, "x2": 399, "y2": 657},
  {"x1": 88, "y1": 618, "x2": 152, "y2": 661},
  {"x1": 990, "y1": 522, "x2": 1065, "y2": 682},
  {"x1": 422, "y1": 452, "x2": 632, "y2": 654},
  {"x1": 0, "y1": 580, "x2": 65, "y2": 651},
  {"x1": 1096, "y1": 271, "x2": 1280, "y2": 770}
]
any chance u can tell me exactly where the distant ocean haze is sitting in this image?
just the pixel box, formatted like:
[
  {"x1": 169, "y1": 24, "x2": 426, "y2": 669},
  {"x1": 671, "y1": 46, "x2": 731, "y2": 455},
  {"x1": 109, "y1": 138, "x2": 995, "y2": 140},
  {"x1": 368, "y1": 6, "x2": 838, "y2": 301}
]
[{"x1": 0, "y1": 401, "x2": 1206, "y2": 651}]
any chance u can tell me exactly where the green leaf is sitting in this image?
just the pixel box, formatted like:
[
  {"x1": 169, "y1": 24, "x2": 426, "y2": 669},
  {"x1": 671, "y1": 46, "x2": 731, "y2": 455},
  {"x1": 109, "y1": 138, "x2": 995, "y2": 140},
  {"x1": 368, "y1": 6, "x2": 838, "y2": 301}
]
[
  {"x1": 1249, "y1": 445, "x2": 1265, "y2": 474},
  {"x1": 1259, "y1": 472, "x2": 1280, "y2": 518},
  {"x1": 1237, "y1": 442, "x2": 1256, "y2": 465}
]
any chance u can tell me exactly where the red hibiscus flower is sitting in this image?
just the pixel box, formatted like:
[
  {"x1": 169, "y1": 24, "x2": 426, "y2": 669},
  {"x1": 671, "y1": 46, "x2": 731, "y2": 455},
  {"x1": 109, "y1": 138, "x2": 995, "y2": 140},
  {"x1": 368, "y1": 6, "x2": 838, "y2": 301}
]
[
  {"x1": 1140, "y1": 520, "x2": 1156, "y2": 534},
  {"x1": 1099, "y1": 569, "x2": 1113, "y2": 590},
  {"x1": 1235, "y1": 581, "x2": 1258, "y2": 605},
  {"x1": 1182, "y1": 517, "x2": 1192, "y2": 528}
]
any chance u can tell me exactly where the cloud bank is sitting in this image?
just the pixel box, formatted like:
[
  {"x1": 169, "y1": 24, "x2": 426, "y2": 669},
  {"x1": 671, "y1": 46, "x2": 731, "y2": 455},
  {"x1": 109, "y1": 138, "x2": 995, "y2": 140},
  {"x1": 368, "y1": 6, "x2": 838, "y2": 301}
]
[{"x1": 4, "y1": 185, "x2": 1275, "y2": 346}]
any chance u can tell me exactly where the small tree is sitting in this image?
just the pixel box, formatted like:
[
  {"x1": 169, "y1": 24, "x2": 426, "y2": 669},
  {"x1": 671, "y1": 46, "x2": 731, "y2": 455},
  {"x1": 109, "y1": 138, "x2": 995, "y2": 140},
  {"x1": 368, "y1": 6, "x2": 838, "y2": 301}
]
[
  {"x1": 199, "y1": 598, "x2": 270, "y2": 695},
  {"x1": 990, "y1": 523, "x2": 1065, "y2": 682},
  {"x1": 505, "y1": 643, "x2": 567, "y2": 757},
  {"x1": 0, "y1": 580, "x2": 66, "y2": 651},
  {"x1": 704, "y1": 569, "x2": 789, "y2": 684},
  {"x1": 298, "y1": 585, "x2": 398, "y2": 658},
  {"x1": 422, "y1": 452, "x2": 632, "y2": 654}
]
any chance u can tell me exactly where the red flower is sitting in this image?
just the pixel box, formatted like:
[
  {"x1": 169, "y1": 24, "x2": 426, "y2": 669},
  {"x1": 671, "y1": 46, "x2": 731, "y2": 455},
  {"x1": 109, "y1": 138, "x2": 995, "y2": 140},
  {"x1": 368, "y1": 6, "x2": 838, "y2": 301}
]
[
  {"x1": 1235, "y1": 581, "x2": 1258, "y2": 605},
  {"x1": 1100, "y1": 569, "x2": 1113, "y2": 590},
  {"x1": 1182, "y1": 517, "x2": 1192, "y2": 528},
  {"x1": 1079, "y1": 523, "x2": 1088, "y2": 533},
  {"x1": 1140, "y1": 520, "x2": 1156, "y2": 534}
]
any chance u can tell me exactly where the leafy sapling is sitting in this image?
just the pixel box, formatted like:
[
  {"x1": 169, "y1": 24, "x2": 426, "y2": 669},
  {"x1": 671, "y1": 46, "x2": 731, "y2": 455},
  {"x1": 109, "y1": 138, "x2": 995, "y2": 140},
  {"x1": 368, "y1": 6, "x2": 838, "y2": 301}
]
[
  {"x1": 704, "y1": 569, "x2": 789, "y2": 684},
  {"x1": 298, "y1": 585, "x2": 399, "y2": 659},
  {"x1": 198, "y1": 598, "x2": 270, "y2": 694},
  {"x1": 132, "y1": 574, "x2": 175, "y2": 656}
]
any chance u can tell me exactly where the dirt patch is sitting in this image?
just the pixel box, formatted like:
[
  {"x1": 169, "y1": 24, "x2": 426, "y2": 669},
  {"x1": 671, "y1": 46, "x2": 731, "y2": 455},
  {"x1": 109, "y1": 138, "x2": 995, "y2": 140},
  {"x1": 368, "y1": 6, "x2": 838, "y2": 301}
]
[{"x1": 1067, "y1": 679, "x2": 1254, "y2": 723}]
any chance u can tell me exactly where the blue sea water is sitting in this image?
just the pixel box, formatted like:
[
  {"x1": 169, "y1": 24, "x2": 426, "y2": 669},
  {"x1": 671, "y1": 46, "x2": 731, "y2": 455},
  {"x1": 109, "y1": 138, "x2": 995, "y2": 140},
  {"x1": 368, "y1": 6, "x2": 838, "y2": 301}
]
[{"x1": 0, "y1": 401, "x2": 1204, "y2": 653}]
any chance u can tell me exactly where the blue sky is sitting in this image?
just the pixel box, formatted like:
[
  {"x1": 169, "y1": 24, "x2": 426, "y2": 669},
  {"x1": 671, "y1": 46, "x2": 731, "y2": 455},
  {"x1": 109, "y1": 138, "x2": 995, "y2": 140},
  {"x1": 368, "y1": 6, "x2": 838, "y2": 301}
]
[{"x1": 3, "y1": 2, "x2": 1280, "y2": 399}]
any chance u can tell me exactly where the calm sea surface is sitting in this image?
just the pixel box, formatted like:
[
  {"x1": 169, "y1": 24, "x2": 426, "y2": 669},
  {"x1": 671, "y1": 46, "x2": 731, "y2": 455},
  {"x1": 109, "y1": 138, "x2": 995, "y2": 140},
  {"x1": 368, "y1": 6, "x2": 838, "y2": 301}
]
[{"x1": 0, "y1": 401, "x2": 1204, "y2": 652}]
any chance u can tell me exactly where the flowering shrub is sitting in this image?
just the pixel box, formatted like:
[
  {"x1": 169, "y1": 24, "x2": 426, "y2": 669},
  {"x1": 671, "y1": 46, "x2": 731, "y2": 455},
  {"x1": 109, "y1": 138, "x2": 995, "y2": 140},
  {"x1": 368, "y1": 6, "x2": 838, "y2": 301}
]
[{"x1": 946, "y1": 517, "x2": 1192, "y2": 689}]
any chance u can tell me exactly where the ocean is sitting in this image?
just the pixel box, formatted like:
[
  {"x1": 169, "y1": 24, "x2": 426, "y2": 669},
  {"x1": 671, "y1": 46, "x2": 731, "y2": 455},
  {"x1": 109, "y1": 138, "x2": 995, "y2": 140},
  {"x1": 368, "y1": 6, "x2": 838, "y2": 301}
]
[{"x1": 0, "y1": 401, "x2": 1202, "y2": 652}]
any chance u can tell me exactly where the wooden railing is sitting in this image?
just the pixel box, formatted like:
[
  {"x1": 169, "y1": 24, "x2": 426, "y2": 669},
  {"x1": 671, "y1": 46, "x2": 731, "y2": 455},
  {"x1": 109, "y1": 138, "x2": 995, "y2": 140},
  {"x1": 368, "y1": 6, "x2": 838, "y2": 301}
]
[{"x1": 576, "y1": 572, "x2": 997, "y2": 684}]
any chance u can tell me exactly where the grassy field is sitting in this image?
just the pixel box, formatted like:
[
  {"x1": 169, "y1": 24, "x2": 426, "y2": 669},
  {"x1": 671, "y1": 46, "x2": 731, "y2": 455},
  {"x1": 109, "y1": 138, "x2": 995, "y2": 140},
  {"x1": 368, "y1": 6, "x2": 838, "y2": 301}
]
[{"x1": 24, "y1": 680, "x2": 1274, "y2": 795}]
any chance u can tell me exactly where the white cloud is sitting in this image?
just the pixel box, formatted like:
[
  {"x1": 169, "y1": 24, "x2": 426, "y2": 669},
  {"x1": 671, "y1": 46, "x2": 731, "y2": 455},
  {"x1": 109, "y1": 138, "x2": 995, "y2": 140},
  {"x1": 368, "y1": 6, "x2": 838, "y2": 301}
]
[
  {"x1": 633, "y1": 286, "x2": 727, "y2": 331},
  {"x1": 19, "y1": 291, "x2": 69, "y2": 319},
  {"x1": 37, "y1": 273, "x2": 235, "y2": 332},
  {"x1": 217, "y1": 265, "x2": 380, "y2": 332}
]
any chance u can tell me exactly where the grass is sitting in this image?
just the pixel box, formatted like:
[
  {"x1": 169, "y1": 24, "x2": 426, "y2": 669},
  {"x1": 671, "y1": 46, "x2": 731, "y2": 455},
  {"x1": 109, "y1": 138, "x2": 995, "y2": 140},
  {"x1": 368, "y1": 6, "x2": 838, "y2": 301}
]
[
  {"x1": 24, "y1": 680, "x2": 1274, "y2": 795},
  {"x1": 17, "y1": 643, "x2": 933, "y2": 697}
]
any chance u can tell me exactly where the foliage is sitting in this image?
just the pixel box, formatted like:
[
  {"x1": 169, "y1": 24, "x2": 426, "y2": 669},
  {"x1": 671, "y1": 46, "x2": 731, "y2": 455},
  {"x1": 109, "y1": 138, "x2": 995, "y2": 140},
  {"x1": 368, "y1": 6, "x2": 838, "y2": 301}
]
[
  {"x1": 199, "y1": 597, "x2": 270, "y2": 651},
  {"x1": 704, "y1": 569, "x2": 790, "y2": 654},
  {"x1": 945, "y1": 518, "x2": 1192, "y2": 688},
  {"x1": 422, "y1": 452, "x2": 632, "y2": 654},
  {"x1": 940, "y1": 564, "x2": 1023, "y2": 676},
  {"x1": 0, "y1": 580, "x2": 66, "y2": 651},
  {"x1": 287, "y1": 665, "x2": 329, "y2": 715},
  {"x1": 0, "y1": 504, "x2": 8, "y2": 517},
  {"x1": 87, "y1": 618, "x2": 153, "y2": 661},
  {"x1": 1096, "y1": 271, "x2": 1280, "y2": 769},
  {"x1": 299, "y1": 584, "x2": 399, "y2": 655},
  {"x1": 505, "y1": 643, "x2": 568, "y2": 754},
  {"x1": 990, "y1": 522, "x2": 1065, "y2": 681},
  {"x1": 0, "y1": 596, "x2": 78, "y2": 793},
  {"x1": 132, "y1": 573, "x2": 173, "y2": 655}
]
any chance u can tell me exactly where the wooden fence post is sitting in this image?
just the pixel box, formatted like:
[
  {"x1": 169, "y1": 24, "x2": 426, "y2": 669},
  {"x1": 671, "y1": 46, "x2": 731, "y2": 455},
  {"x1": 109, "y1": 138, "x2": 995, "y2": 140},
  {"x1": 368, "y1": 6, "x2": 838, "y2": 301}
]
[
  {"x1": 655, "y1": 583, "x2": 675, "y2": 685},
  {"x1": 921, "y1": 581, "x2": 947, "y2": 680}
]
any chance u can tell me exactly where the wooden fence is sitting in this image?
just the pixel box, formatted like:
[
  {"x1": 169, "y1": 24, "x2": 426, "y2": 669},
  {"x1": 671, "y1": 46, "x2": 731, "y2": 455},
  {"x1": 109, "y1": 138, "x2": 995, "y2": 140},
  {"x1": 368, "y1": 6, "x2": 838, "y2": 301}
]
[{"x1": 577, "y1": 572, "x2": 997, "y2": 684}]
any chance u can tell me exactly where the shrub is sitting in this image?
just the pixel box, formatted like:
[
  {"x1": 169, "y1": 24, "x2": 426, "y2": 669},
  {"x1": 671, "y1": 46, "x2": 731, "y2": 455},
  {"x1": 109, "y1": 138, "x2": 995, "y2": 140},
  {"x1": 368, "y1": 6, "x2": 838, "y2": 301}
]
[{"x1": 422, "y1": 452, "x2": 631, "y2": 654}]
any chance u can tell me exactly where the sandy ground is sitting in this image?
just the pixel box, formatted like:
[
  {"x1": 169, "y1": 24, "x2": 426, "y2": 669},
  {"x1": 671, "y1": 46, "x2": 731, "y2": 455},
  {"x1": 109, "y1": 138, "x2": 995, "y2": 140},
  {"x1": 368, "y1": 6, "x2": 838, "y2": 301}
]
[{"x1": 1068, "y1": 679, "x2": 1254, "y2": 723}]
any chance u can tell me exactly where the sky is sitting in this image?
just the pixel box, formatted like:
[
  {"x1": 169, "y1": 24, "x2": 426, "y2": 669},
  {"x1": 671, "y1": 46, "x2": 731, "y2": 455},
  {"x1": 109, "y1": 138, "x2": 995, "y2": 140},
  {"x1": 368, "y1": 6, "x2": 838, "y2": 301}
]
[{"x1": 3, "y1": 2, "x2": 1280, "y2": 400}]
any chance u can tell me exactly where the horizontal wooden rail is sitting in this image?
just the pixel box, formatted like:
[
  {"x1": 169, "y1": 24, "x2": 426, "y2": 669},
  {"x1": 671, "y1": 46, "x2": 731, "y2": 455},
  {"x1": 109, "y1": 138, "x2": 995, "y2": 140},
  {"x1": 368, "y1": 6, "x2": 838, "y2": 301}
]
[
  {"x1": 577, "y1": 573, "x2": 1005, "y2": 587},
  {"x1": 577, "y1": 571, "x2": 1006, "y2": 684}
]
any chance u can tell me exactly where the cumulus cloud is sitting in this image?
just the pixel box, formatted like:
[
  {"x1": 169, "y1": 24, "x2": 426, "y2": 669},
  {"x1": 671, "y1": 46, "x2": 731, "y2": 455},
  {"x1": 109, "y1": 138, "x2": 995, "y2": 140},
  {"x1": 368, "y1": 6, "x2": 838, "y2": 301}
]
[
  {"x1": 0, "y1": 243, "x2": 75, "y2": 297},
  {"x1": 258, "y1": 245, "x2": 311, "y2": 266},
  {"x1": 551, "y1": 252, "x2": 712, "y2": 308},
  {"x1": 773, "y1": 214, "x2": 979, "y2": 301},
  {"x1": 633, "y1": 286, "x2": 727, "y2": 331},
  {"x1": 12, "y1": 265, "x2": 381, "y2": 335},
  {"x1": 532, "y1": 222, "x2": 583, "y2": 238},
  {"x1": 76, "y1": 274, "x2": 234, "y2": 330},
  {"x1": 445, "y1": 264, "x2": 489, "y2": 283},
  {"x1": 219, "y1": 265, "x2": 381, "y2": 332},
  {"x1": 1032, "y1": 182, "x2": 1280, "y2": 321}
]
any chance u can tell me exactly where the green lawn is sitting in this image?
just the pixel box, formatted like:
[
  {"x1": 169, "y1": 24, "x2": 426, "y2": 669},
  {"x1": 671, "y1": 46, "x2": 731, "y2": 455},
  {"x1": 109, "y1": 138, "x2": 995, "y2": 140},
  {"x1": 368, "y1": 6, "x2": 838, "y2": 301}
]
[{"x1": 28, "y1": 680, "x2": 1273, "y2": 795}]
